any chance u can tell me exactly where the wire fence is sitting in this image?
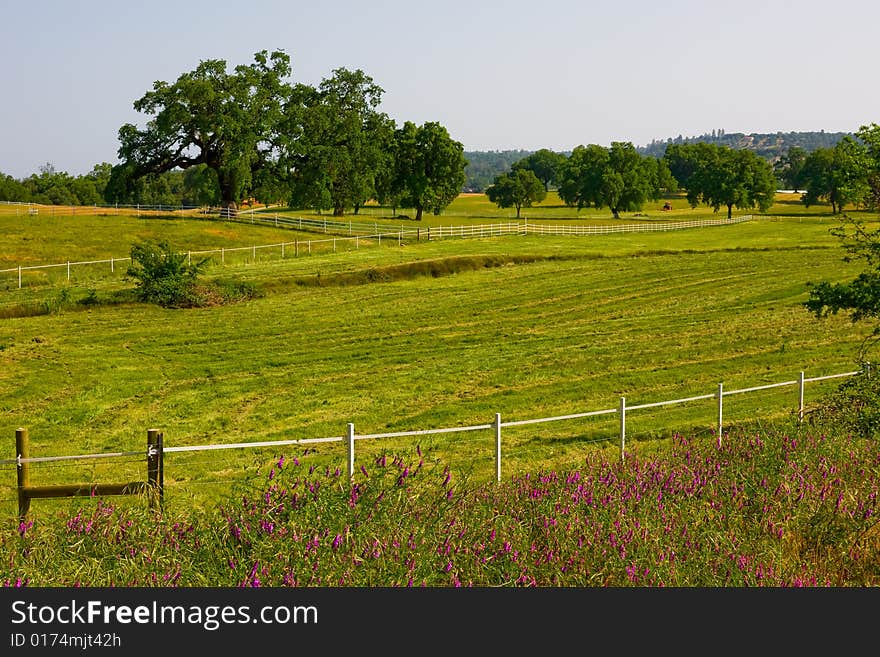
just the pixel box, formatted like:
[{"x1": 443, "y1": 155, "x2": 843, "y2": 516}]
[
  {"x1": 0, "y1": 365, "x2": 864, "y2": 517},
  {"x1": 1, "y1": 213, "x2": 756, "y2": 289}
]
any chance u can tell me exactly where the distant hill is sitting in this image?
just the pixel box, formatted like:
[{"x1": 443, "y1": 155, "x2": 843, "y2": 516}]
[
  {"x1": 635, "y1": 129, "x2": 852, "y2": 160},
  {"x1": 463, "y1": 131, "x2": 853, "y2": 192}
]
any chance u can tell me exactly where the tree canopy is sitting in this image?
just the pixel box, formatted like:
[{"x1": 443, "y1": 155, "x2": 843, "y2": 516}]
[
  {"x1": 665, "y1": 143, "x2": 776, "y2": 218},
  {"x1": 800, "y1": 136, "x2": 870, "y2": 214},
  {"x1": 392, "y1": 121, "x2": 467, "y2": 221},
  {"x1": 773, "y1": 145, "x2": 807, "y2": 191},
  {"x1": 511, "y1": 149, "x2": 566, "y2": 191},
  {"x1": 108, "y1": 51, "x2": 468, "y2": 216},
  {"x1": 486, "y1": 169, "x2": 546, "y2": 218},
  {"x1": 286, "y1": 68, "x2": 394, "y2": 216},
  {"x1": 109, "y1": 49, "x2": 294, "y2": 214},
  {"x1": 557, "y1": 142, "x2": 673, "y2": 218}
]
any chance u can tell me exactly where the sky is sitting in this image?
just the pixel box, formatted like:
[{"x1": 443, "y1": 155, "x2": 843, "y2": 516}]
[{"x1": 1, "y1": 0, "x2": 879, "y2": 179}]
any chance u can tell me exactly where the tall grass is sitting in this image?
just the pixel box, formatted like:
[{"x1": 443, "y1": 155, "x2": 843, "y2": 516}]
[{"x1": 3, "y1": 416, "x2": 877, "y2": 586}]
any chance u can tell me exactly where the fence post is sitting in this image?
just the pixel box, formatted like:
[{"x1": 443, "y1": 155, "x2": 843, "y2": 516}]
[
  {"x1": 67, "y1": 261, "x2": 70, "y2": 281},
  {"x1": 147, "y1": 429, "x2": 164, "y2": 511},
  {"x1": 798, "y1": 371, "x2": 805, "y2": 423},
  {"x1": 717, "y1": 383, "x2": 724, "y2": 442},
  {"x1": 16, "y1": 427, "x2": 30, "y2": 521},
  {"x1": 346, "y1": 423, "x2": 355, "y2": 482},
  {"x1": 221, "y1": 248, "x2": 225, "y2": 265},
  {"x1": 495, "y1": 413, "x2": 502, "y2": 483},
  {"x1": 619, "y1": 397, "x2": 626, "y2": 462},
  {"x1": 18, "y1": 266, "x2": 22, "y2": 289},
  {"x1": 111, "y1": 257, "x2": 114, "y2": 273}
]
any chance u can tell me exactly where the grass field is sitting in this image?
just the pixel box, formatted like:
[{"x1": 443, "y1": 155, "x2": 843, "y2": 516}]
[{"x1": 0, "y1": 194, "x2": 874, "y2": 523}]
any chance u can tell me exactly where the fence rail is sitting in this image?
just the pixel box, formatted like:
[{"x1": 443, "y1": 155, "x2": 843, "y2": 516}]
[
  {"x1": 2, "y1": 365, "x2": 866, "y2": 518},
  {"x1": 1, "y1": 214, "x2": 757, "y2": 288}
]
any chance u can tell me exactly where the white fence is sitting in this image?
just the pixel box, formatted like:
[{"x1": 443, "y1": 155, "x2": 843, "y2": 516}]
[
  {"x1": 1, "y1": 365, "x2": 864, "y2": 486},
  {"x1": 0, "y1": 200, "x2": 214, "y2": 217},
  {"x1": 1, "y1": 214, "x2": 756, "y2": 289}
]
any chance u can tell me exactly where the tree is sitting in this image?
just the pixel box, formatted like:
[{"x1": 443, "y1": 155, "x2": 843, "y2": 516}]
[
  {"x1": 800, "y1": 137, "x2": 869, "y2": 214},
  {"x1": 287, "y1": 68, "x2": 394, "y2": 216},
  {"x1": 557, "y1": 144, "x2": 609, "y2": 211},
  {"x1": 393, "y1": 121, "x2": 467, "y2": 221},
  {"x1": 686, "y1": 145, "x2": 776, "y2": 219},
  {"x1": 601, "y1": 142, "x2": 668, "y2": 218},
  {"x1": 0, "y1": 173, "x2": 28, "y2": 202},
  {"x1": 486, "y1": 169, "x2": 546, "y2": 218},
  {"x1": 110, "y1": 49, "x2": 293, "y2": 215},
  {"x1": 557, "y1": 142, "x2": 670, "y2": 218},
  {"x1": 511, "y1": 148, "x2": 566, "y2": 191},
  {"x1": 856, "y1": 123, "x2": 880, "y2": 210},
  {"x1": 774, "y1": 145, "x2": 807, "y2": 191}
]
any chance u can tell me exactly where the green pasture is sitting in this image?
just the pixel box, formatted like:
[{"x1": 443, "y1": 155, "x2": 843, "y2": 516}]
[
  {"x1": 0, "y1": 207, "x2": 872, "y2": 522},
  {"x1": 283, "y1": 190, "x2": 857, "y2": 224}
]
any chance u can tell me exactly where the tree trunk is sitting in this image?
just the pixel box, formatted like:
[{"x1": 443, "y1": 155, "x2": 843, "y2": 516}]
[
  {"x1": 333, "y1": 206, "x2": 345, "y2": 217},
  {"x1": 612, "y1": 208, "x2": 620, "y2": 219},
  {"x1": 217, "y1": 173, "x2": 238, "y2": 218},
  {"x1": 516, "y1": 204, "x2": 522, "y2": 218},
  {"x1": 727, "y1": 203, "x2": 733, "y2": 219},
  {"x1": 415, "y1": 206, "x2": 423, "y2": 221}
]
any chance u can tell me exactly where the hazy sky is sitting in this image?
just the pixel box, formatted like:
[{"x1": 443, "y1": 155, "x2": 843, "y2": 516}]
[{"x1": 2, "y1": 0, "x2": 878, "y2": 179}]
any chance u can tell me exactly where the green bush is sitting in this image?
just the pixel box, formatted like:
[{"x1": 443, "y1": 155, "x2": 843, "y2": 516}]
[{"x1": 126, "y1": 240, "x2": 208, "y2": 308}]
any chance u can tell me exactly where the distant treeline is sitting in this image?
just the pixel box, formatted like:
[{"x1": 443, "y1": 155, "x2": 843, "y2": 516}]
[
  {"x1": 464, "y1": 131, "x2": 852, "y2": 192},
  {"x1": 0, "y1": 163, "x2": 221, "y2": 207}
]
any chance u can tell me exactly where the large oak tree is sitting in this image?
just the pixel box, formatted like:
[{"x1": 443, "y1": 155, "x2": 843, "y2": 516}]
[{"x1": 108, "y1": 50, "x2": 293, "y2": 214}]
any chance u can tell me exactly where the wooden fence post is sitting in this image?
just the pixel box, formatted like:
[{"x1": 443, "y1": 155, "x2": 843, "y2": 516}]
[
  {"x1": 717, "y1": 383, "x2": 724, "y2": 443},
  {"x1": 619, "y1": 397, "x2": 626, "y2": 462},
  {"x1": 16, "y1": 427, "x2": 30, "y2": 521},
  {"x1": 147, "y1": 429, "x2": 164, "y2": 510}
]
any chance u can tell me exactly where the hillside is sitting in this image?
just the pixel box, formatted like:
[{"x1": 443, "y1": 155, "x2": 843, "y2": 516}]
[{"x1": 636, "y1": 129, "x2": 851, "y2": 160}]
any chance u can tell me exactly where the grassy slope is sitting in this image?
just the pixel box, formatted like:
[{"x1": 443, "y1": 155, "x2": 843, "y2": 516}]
[{"x1": 0, "y1": 196, "x2": 873, "y2": 518}]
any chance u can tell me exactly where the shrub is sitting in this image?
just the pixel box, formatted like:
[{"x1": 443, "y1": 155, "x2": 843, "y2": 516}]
[
  {"x1": 126, "y1": 241, "x2": 208, "y2": 308},
  {"x1": 806, "y1": 365, "x2": 880, "y2": 439}
]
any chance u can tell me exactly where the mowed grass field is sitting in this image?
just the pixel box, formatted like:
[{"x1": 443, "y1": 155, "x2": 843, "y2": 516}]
[{"x1": 0, "y1": 193, "x2": 874, "y2": 521}]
